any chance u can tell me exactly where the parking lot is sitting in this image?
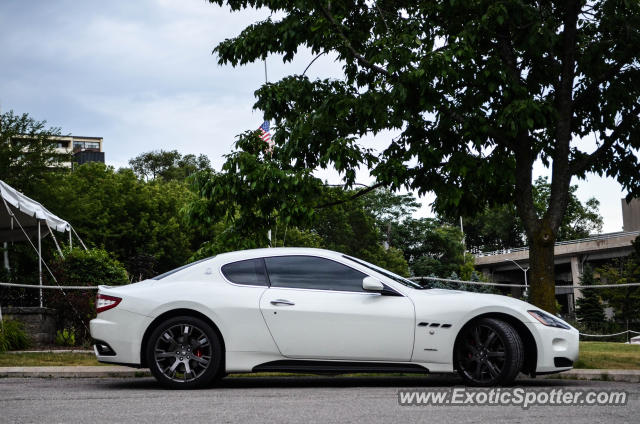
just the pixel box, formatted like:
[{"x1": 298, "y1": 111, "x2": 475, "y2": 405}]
[{"x1": 1, "y1": 375, "x2": 637, "y2": 423}]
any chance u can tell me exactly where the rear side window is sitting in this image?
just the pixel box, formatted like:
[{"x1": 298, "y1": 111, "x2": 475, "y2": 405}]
[
  {"x1": 264, "y1": 255, "x2": 366, "y2": 292},
  {"x1": 221, "y1": 258, "x2": 268, "y2": 286},
  {"x1": 152, "y1": 257, "x2": 212, "y2": 280}
]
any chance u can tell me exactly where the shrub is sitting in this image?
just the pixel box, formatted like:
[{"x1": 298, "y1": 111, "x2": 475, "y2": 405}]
[
  {"x1": 0, "y1": 319, "x2": 30, "y2": 352},
  {"x1": 45, "y1": 247, "x2": 128, "y2": 344},
  {"x1": 54, "y1": 328, "x2": 76, "y2": 347}
]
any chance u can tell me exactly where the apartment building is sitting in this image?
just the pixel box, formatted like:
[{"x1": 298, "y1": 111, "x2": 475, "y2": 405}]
[{"x1": 52, "y1": 135, "x2": 105, "y2": 166}]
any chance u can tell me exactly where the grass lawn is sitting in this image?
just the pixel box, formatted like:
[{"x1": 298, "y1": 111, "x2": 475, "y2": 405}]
[
  {"x1": 574, "y1": 341, "x2": 640, "y2": 370},
  {"x1": 0, "y1": 352, "x2": 105, "y2": 367},
  {"x1": 0, "y1": 342, "x2": 638, "y2": 370}
]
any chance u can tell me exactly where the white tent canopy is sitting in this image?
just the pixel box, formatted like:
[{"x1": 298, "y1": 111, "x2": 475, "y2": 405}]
[
  {"x1": 0, "y1": 179, "x2": 70, "y2": 242},
  {"x1": 0, "y1": 179, "x2": 85, "y2": 309}
]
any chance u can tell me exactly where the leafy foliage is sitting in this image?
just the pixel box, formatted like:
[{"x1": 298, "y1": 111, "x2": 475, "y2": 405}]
[
  {"x1": 419, "y1": 269, "x2": 497, "y2": 293},
  {"x1": 0, "y1": 319, "x2": 30, "y2": 352},
  {"x1": 444, "y1": 177, "x2": 603, "y2": 252},
  {"x1": 187, "y1": 133, "x2": 324, "y2": 248},
  {"x1": 48, "y1": 247, "x2": 128, "y2": 287},
  {"x1": 187, "y1": 146, "x2": 412, "y2": 274},
  {"x1": 391, "y1": 218, "x2": 466, "y2": 277},
  {"x1": 597, "y1": 239, "x2": 640, "y2": 325},
  {"x1": 531, "y1": 177, "x2": 603, "y2": 242},
  {"x1": 45, "y1": 247, "x2": 128, "y2": 343},
  {"x1": 0, "y1": 110, "x2": 69, "y2": 198},
  {"x1": 209, "y1": 0, "x2": 640, "y2": 312},
  {"x1": 54, "y1": 328, "x2": 76, "y2": 347},
  {"x1": 361, "y1": 188, "x2": 420, "y2": 245},
  {"x1": 46, "y1": 163, "x2": 201, "y2": 276},
  {"x1": 575, "y1": 265, "x2": 606, "y2": 327},
  {"x1": 129, "y1": 150, "x2": 212, "y2": 181}
]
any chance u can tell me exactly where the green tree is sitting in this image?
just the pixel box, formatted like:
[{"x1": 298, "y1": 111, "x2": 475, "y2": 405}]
[
  {"x1": 531, "y1": 177, "x2": 603, "y2": 242},
  {"x1": 186, "y1": 135, "x2": 324, "y2": 248},
  {"x1": 448, "y1": 177, "x2": 603, "y2": 252},
  {"x1": 129, "y1": 150, "x2": 211, "y2": 181},
  {"x1": 209, "y1": 0, "x2": 640, "y2": 313},
  {"x1": 46, "y1": 247, "x2": 128, "y2": 342},
  {"x1": 391, "y1": 218, "x2": 467, "y2": 277},
  {"x1": 455, "y1": 204, "x2": 525, "y2": 253},
  {"x1": 186, "y1": 144, "x2": 410, "y2": 274},
  {"x1": 0, "y1": 110, "x2": 69, "y2": 197},
  {"x1": 310, "y1": 192, "x2": 410, "y2": 275},
  {"x1": 48, "y1": 163, "x2": 200, "y2": 276},
  {"x1": 597, "y1": 238, "x2": 640, "y2": 325},
  {"x1": 361, "y1": 188, "x2": 420, "y2": 246},
  {"x1": 575, "y1": 264, "x2": 605, "y2": 326}
]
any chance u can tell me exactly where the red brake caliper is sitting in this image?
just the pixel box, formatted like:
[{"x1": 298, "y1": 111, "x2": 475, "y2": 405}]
[{"x1": 195, "y1": 349, "x2": 203, "y2": 358}]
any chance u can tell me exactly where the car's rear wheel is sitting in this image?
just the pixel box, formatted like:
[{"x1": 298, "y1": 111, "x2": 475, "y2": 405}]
[
  {"x1": 454, "y1": 317, "x2": 523, "y2": 386},
  {"x1": 146, "y1": 315, "x2": 222, "y2": 389}
]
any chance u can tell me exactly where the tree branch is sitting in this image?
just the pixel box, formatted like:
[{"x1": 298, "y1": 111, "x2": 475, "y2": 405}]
[
  {"x1": 572, "y1": 61, "x2": 625, "y2": 112},
  {"x1": 548, "y1": 0, "x2": 580, "y2": 230},
  {"x1": 439, "y1": 106, "x2": 515, "y2": 151},
  {"x1": 302, "y1": 51, "x2": 327, "y2": 76},
  {"x1": 315, "y1": 1, "x2": 392, "y2": 78},
  {"x1": 570, "y1": 102, "x2": 640, "y2": 175},
  {"x1": 315, "y1": 182, "x2": 386, "y2": 209},
  {"x1": 374, "y1": 1, "x2": 390, "y2": 35},
  {"x1": 496, "y1": 28, "x2": 522, "y2": 85}
]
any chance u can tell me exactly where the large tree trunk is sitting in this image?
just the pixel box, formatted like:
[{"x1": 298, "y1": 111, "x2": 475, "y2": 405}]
[{"x1": 528, "y1": 221, "x2": 557, "y2": 313}]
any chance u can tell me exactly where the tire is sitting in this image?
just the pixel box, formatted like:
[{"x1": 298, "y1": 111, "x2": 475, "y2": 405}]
[
  {"x1": 454, "y1": 317, "x2": 524, "y2": 386},
  {"x1": 146, "y1": 315, "x2": 223, "y2": 389}
]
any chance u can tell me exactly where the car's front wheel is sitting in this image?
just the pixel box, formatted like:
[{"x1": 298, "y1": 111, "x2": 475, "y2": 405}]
[
  {"x1": 454, "y1": 317, "x2": 524, "y2": 386},
  {"x1": 146, "y1": 315, "x2": 222, "y2": 389}
]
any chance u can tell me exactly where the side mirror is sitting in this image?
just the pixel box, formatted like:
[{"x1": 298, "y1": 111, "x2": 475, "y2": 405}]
[{"x1": 362, "y1": 276, "x2": 384, "y2": 292}]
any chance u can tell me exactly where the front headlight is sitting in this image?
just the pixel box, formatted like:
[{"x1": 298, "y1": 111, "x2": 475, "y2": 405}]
[{"x1": 528, "y1": 310, "x2": 570, "y2": 329}]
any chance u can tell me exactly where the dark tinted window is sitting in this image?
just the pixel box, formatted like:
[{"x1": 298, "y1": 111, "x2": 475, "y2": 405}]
[
  {"x1": 265, "y1": 256, "x2": 366, "y2": 292},
  {"x1": 221, "y1": 259, "x2": 268, "y2": 286}
]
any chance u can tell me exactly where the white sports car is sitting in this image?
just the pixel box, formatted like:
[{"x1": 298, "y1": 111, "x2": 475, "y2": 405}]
[{"x1": 90, "y1": 247, "x2": 579, "y2": 389}]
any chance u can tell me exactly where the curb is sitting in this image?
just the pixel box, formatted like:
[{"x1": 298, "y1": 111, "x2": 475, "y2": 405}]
[
  {"x1": 0, "y1": 367, "x2": 638, "y2": 382},
  {"x1": 0, "y1": 366, "x2": 150, "y2": 378},
  {"x1": 544, "y1": 369, "x2": 640, "y2": 383},
  {"x1": 4, "y1": 350, "x2": 94, "y2": 354}
]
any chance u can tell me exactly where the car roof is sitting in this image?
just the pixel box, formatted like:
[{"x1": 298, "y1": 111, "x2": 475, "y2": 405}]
[{"x1": 215, "y1": 247, "x2": 343, "y2": 262}]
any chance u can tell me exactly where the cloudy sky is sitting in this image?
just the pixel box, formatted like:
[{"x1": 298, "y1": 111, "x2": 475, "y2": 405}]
[{"x1": 0, "y1": 0, "x2": 629, "y2": 233}]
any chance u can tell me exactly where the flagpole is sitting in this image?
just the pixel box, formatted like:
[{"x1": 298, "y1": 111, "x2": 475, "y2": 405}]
[
  {"x1": 264, "y1": 57, "x2": 272, "y2": 247},
  {"x1": 264, "y1": 58, "x2": 268, "y2": 84}
]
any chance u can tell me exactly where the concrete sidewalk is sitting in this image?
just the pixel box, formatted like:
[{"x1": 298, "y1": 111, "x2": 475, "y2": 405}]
[
  {"x1": 544, "y1": 368, "x2": 640, "y2": 383},
  {"x1": 0, "y1": 367, "x2": 639, "y2": 382}
]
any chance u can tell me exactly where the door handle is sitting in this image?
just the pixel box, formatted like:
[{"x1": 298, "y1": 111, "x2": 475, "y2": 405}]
[{"x1": 270, "y1": 299, "x2": 295, "y2": 306}]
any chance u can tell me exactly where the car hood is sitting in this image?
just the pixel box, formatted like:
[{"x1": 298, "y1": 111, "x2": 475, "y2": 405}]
[{"x1": 408, "y1": 288, "x2": 546, "y2": 320}]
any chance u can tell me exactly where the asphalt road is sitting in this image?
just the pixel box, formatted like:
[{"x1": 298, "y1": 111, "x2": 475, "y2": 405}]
[{"x1": 0, "y1": 375, "x2": 638, "y2": 423}]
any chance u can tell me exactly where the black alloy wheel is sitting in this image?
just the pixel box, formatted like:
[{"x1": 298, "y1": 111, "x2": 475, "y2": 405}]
[
  {"x1": 147, "y1": 315, "x2": 222, "y2": 389},
  {"x1": 455, "y1": 317, "x2": 524, "y2": 386}
]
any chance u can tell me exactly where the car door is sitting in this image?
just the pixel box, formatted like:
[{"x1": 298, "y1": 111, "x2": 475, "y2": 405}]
[{"x1": 259, "y1": 255, "x2": 415, "y2": 362}]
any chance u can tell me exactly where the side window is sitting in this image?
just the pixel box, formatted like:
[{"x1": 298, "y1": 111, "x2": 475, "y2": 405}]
[
  {"x1": 221, "y1": 259, "x2": 268, "y2": 286},
  {"x1": 264, "y1": 256, "x2": 367, "y2": 292}
]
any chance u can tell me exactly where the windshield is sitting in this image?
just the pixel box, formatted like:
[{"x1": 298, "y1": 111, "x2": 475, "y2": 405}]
[{"x1": 343, "y1": 255, "x2": 424, "y2": 289}]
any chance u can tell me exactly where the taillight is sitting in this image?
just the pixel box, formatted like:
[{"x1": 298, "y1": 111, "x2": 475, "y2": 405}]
[{"x1": 96, "y1": 294, "x2": 122, "y2": 313}]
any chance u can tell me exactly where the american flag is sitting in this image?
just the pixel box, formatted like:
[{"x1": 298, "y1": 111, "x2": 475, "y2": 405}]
[{"x1": 259, "y1": 121, "x2": 272, "y2": 145}]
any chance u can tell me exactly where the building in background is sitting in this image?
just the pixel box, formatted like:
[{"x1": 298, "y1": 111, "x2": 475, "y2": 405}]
[
  {"x1": 475, "y1": 200, "x2": 640, "y2": 317},
  {"x1": 52, "y1": 135, "x2": 105, "y2": 166},
  {"x1": 621, "y1": 198, "x2": 640, "y2": 232}
]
